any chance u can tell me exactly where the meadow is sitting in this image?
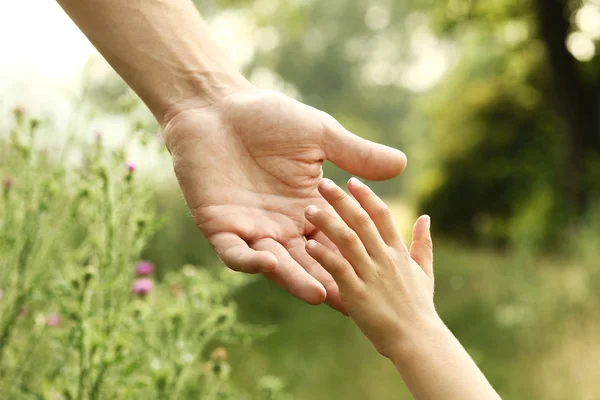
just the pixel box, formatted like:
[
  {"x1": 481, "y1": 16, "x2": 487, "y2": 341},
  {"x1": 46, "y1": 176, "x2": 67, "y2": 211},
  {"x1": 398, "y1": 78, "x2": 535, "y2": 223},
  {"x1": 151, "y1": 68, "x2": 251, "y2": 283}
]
[{"x1": 3, "y1": 0, "x2": 600, "y2": 398}]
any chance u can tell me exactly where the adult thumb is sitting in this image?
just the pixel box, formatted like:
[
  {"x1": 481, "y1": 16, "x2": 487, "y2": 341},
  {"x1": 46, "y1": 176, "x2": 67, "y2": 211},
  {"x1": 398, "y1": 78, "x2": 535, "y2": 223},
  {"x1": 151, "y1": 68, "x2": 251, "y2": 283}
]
[{"x1": 321, "y1": 114, "x2": 407, "y2": 180}]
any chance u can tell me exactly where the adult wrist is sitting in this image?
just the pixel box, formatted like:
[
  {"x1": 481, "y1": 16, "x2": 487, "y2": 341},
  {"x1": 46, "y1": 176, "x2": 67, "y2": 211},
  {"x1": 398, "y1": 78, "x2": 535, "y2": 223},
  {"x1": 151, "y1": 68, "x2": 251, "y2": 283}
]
[{"x1": 158, "y1": 70, "x2": 253, "y2": 130}]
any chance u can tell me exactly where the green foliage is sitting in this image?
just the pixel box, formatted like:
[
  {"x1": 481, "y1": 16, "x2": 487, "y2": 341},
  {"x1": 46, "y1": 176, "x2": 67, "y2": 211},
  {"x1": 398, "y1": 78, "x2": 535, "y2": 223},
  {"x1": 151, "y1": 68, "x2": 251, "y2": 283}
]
[
  {"x1": 412, "y1": 0, "x2": 600, "y2": 243},
  {"x1": 0, "y1": 109, "x2": 286, "y2": 400}
]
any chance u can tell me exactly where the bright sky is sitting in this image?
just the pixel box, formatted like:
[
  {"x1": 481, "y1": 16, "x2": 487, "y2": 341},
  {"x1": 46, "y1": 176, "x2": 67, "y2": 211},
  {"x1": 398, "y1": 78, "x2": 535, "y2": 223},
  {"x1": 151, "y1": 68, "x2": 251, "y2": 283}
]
[
  {"x1": 0, "y1": 0, "x2": 101, "y2": 138},
  {"x1": 0, "y1": 0, "x2": 96, "y2": 79}
]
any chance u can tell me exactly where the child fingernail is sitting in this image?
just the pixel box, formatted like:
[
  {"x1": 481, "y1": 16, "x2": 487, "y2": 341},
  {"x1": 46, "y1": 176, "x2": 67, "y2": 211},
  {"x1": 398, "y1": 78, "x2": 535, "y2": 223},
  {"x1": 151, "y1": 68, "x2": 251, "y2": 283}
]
[
  {"x1": 306, "y1": 240, "x2": 317, "y2": 250},
  {"x1": 305, "y1": 205, "x2": 319, "y2": 216},
  {"x1": 424, "y1": 215, "x2": 431, "y2": 229},
  {"x1": 348, "y1": 177, "x2": 362, "y2": 187},
  {"x1": 319, "y1": 179, "x2": 335, "y2": 191}
]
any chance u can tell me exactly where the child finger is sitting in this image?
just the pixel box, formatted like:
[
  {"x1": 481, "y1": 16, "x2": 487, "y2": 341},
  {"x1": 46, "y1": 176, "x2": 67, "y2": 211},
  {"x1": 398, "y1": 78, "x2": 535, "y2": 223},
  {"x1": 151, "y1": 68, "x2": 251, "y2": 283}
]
[
  {"x1": 306, "y1": 239, "x2": 362, "y2": 291},
  {"x1": 347, "y1": 178, "x2": 407, "y2": 252},
  {"x1": 409, "y1": 215, "x2": 434, "y2": 279},
  {"x1": 318, "y1": 178, "x2": 388, "y2": 257},
  {"x1": 305, "y1": 205, "x2": 372, "y2": 278}
]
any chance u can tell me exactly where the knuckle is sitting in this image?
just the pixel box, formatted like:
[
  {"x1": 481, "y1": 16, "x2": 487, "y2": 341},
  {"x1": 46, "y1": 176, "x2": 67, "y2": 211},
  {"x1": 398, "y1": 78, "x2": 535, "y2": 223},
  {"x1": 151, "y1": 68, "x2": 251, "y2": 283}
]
[
  {"x1": 352, "y1": 143, "x2": 373, "y2": 165},
  {"x1": 354, "y1": 210, "x2": 372, "y2": 227},
  {"x1": 423, "y1": 238, "x2": 434, "y2": 251},
  {"x1": 417, "y1": 238, "x2": 433, "y2": 252},
  {"x1": 382, "y1": 252, "x2": 397, "y2": 269},
  {"x1": 339, "y1": 229, "x2": 359, "y2": 245},
  {"x1": 330, "y1": 188, "x2": 347, "y2": 203},
  {"x1": 332, "y1": 258, "x2": 350, "y2": 274},
  {"x1": 374, "y1": 202, "x2": 392, "y2": 221},
  {"x1": 350, "y1": 283, "x2": 368, "y2": 300}
]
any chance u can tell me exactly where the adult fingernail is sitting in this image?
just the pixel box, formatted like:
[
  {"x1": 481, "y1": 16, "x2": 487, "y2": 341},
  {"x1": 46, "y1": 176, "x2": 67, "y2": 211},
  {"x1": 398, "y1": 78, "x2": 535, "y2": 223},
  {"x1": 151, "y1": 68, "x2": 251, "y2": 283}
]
[
  {"x1": 319, "y1": 178, "x2": 335, "y2": 191},
  {"x1": 305, "y1": 205, "x2": 319, "y2": 216}
]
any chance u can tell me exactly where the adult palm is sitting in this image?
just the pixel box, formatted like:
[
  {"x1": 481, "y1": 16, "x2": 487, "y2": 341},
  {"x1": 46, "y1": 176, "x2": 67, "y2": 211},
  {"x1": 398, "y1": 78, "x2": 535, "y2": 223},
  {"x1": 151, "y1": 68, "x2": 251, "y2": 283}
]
[{"x1": 163, "y1": 89, "x2": 406, "y2": 312}]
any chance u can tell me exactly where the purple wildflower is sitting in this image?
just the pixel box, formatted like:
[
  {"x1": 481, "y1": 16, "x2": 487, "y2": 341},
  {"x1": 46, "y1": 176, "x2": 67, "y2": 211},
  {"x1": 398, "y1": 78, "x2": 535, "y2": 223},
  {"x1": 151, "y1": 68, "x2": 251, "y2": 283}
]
[
  {"x1": 125, "y1": 161, "x2": 136, "y2": 173},
  {"x1": 135, "y1": 260, "x2": 154, "y2": 276},
  {"x1": 46, "y1": 313, "x2": 61, "y2": 327},
  {"x1": 132, "y1": 278, "x2": 154, "y2": 296}
]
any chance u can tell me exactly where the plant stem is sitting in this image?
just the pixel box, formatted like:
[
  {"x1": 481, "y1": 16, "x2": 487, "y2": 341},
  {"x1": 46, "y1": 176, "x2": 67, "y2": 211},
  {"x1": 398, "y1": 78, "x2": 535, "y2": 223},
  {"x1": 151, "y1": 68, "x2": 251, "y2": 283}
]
[
  {"x1": 0, "y1": 231, "x2": 34, "y2": 366},
  {"x1": 76, "y1": 280, "x2": 92, "y2": 400},
  {"x1": 89, "y1": 361, "x2": 109, "y2": 400},
  {"x1": 88, "y1": 167, "x2": 117, "y2": 399}
]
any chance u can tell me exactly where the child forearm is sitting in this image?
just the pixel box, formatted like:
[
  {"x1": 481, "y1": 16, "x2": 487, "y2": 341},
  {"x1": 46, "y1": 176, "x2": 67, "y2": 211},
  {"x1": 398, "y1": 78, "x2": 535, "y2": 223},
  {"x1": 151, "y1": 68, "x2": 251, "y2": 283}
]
[
  {"x1": 388, "y1": 317, "x2": 501, "y2": 400},
  {"x1": 303, "y1": 177, "x2": 501, "y2": 400}
]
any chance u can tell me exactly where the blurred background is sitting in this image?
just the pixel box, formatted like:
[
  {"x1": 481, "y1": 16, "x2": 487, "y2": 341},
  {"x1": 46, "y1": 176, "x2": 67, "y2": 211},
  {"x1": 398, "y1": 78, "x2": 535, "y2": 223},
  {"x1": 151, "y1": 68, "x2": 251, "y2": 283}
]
[{"x1": 2, "y1": 0, "x2": 600, "y2": 398}]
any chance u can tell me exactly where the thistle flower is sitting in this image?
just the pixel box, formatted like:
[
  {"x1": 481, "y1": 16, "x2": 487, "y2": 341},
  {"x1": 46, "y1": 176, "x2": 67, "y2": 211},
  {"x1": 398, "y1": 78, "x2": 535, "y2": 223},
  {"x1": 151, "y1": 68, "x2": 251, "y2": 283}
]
[
  {"x1": 135, "y1": 260, "x2": 154, "y2": 276},
  {"x1": 132, "y1": 278, "x2": 154, "y2": 296},
  {"x1": 46, "y1": 313, "x2": 61, "y2": 327},
  {"x1": 2, "y1": 176, "x2": 14, "y2": 190},
  {"x1": 125, "y1": 161, "x2": 136, "y2": 173},
  {"x1": 0, "y1": 288, "x2": 3, "y2": 300}
]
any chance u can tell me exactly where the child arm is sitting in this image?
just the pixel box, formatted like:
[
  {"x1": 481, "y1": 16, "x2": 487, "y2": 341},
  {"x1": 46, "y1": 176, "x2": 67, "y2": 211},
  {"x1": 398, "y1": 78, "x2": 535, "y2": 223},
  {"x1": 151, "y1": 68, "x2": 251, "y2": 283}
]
[{"x1": 304, "y1": 178, "x2": 501, "y2": 400}]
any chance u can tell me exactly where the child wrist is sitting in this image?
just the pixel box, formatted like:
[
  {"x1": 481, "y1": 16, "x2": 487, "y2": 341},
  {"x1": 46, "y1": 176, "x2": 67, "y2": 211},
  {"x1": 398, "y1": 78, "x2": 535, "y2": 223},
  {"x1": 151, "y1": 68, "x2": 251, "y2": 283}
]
[{"x1": 384, "y1": 314, "x2": 448, "y2": 363}]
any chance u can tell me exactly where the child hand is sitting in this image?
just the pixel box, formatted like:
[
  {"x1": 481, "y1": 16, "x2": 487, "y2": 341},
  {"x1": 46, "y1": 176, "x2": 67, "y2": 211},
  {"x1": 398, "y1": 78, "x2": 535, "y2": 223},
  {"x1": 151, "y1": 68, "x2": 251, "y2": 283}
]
[{"x1": 304, "y1": 178, "x2": 438, "y2": 358}]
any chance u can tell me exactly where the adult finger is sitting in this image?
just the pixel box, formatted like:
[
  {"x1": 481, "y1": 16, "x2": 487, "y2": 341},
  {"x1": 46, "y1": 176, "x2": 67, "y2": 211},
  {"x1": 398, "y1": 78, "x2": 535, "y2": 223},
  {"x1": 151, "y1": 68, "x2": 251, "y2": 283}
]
[
  {"x1": 321, "y1": 113, "x2": 407, "y2": 181},
  {"x1": 209, "y1": 232, "x2": 278, "y2": 273},
  {"x1": 252, "y1": 238, "x2": 327, "y2": 305},
  {"x1": 286, "y1": 237, "x2": 347, "y2": 314}
]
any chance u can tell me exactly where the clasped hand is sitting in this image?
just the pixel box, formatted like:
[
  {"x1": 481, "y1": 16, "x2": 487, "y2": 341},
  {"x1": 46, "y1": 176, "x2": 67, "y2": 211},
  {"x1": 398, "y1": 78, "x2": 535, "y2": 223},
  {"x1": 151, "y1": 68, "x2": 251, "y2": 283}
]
[{"x1": 162, "y1": 88, "x2": 406, "y2": 312}]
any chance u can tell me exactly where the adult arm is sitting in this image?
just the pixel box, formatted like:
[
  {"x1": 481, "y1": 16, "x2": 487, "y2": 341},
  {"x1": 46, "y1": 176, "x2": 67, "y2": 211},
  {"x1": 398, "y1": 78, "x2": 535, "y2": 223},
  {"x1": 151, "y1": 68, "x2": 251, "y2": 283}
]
[
  {"x1": 56, "y1": 0, "x2": 407, "y2": 311},
  {"x1": 56, "y1": 0, "x2": 248, "y2": 121}
]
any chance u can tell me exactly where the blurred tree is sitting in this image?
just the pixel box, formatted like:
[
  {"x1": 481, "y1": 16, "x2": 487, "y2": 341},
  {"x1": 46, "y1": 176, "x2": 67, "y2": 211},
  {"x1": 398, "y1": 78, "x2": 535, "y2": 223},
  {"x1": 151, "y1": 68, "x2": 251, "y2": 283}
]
[
  {"x1": 86, "y1": 0, "x2": 600, "y2": 246},
  {"x1": 413, "y1": 0, "x2": 600, "y2": 245}
]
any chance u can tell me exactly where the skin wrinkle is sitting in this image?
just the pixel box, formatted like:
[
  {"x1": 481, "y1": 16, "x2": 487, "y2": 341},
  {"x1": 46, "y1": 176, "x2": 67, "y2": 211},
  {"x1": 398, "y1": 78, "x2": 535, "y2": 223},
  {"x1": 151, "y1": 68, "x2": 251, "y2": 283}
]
[
  {"x1": 235, "y1": 129, "x2": 322, "y2": 194},
  {"x1": 234, "y1": 101, "x2": 325, "y2": 194}
]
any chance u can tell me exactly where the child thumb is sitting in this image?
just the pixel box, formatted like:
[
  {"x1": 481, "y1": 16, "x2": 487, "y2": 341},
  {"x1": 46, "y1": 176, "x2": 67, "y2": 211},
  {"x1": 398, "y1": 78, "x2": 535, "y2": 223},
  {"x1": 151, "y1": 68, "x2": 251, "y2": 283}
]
[{"x1": 409, "y1": 215, "x2": 434, "y2": 279}]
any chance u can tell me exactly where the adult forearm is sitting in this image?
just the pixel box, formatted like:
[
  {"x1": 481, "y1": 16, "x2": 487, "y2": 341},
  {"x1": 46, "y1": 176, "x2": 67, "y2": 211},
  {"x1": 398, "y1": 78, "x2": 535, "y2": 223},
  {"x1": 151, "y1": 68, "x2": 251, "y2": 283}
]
[
  {"x1": 56, "y1": 0, "x2": 251, "y2": 124},
  {"x1": 390, "y1": 318, "x2": 501, "y2": 400}
]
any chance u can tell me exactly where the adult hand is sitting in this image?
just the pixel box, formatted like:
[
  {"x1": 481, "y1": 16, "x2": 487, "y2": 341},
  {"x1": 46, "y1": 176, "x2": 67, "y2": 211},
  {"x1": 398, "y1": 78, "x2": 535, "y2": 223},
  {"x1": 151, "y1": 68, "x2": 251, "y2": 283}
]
[{"x1": 163, "y1": 88, "x2": 406, "y2": 311}]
